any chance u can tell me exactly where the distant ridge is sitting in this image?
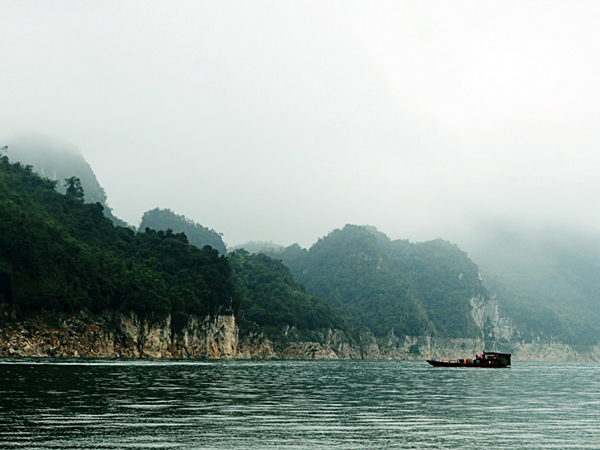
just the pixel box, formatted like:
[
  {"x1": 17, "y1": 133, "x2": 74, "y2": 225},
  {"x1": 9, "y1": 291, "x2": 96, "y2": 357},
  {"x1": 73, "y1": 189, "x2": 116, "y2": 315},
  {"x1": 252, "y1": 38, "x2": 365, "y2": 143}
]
[
  {"x1": 463, "y1": 224, "x2": 600, "y2": 345},
  {"x1": 139, "y1": 208, "x2": 227, "y2": 255}
]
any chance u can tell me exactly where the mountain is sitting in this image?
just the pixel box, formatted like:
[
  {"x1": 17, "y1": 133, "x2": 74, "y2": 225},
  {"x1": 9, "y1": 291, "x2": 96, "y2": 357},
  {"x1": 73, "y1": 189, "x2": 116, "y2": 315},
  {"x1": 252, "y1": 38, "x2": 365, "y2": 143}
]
[
  {"x1": 229, "y1": 249, "x2": 345, "y2": 339},
  {"x1": 364, "y1": 226, "x2": 486, "y2": 338},
  {"x1": 139, "y1": 208, "x2": 227, "y2": 254},
  {"x1": 5, "y1": 138, "x2": 600, "y2": 354},
  {"x1": 229, "y1": 240, "x2": 284, "y2": 254},
  {"x1": 272, "y1": 225, "x2": 488, "y2": 338},
  {"x1": 461, "y1": 224, "x2": 600, "y2": 345},
  {"x1": 5, "y1": 135, "x2": 128, "y2": 227},
  {"x1": 0, "y1": 152, "x2": 237, "y2": 324},
  {"x1": 0, "y1": 150, "x2": 342, "y2": 349}
]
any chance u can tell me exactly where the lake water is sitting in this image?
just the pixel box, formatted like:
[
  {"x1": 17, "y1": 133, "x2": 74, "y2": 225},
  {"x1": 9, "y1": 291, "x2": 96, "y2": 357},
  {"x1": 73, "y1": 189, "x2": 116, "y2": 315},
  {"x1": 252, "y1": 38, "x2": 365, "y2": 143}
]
[{"x1": 1, "y1": 359, "x2": 599, "y2": 449}]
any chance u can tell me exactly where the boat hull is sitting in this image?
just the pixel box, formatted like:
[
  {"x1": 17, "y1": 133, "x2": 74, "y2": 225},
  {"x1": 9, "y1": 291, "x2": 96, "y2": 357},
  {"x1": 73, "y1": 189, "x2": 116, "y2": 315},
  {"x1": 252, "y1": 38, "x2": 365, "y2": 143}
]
[{"x1": 427, "y1": 360, "x2": 509, "y2": 368}]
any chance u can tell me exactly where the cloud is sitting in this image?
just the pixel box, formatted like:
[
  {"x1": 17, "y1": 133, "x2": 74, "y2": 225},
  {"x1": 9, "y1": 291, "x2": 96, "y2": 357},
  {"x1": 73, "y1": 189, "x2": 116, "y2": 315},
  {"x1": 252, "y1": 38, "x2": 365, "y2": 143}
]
[{"x1": 2, "y1": 1, "x2": 600, "y2": 247}]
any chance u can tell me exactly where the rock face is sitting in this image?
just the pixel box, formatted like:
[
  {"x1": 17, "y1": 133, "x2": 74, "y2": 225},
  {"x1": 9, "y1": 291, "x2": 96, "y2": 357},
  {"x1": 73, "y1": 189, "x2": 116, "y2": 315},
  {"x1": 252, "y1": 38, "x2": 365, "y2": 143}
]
[
  {"x1": 237, "y1": 327, "x2": 275, "y2": 359},
  {"x1": 318, "y1": 328, "x2": 362, "y2": 359},
  {"x1": 470, "y1": 293, "x2": 517, "y2": 342},
  {"x1": 279, "y1": 342, "x2": 339, "y2": 360},
  {"x1": 2, "y1": 306, "x2": 600, "y2": 361},
  {"x1": 506, "y1": 342, "x2": 600, "y2": 362},
  {"x1": 0, "y1": 312, "x2": 274, "y2": 359}
]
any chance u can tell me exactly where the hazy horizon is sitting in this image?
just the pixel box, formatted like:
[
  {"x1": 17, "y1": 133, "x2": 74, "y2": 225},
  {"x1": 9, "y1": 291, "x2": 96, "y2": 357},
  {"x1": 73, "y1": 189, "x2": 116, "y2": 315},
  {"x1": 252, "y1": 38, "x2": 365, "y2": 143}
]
[{"x1": 3, "y1": 1, "x2": 600, "y2": 249}]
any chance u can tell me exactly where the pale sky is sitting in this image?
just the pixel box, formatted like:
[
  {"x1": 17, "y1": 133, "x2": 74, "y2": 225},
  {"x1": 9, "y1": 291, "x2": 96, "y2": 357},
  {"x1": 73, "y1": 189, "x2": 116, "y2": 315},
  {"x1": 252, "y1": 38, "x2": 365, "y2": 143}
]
[{"x1": 2, "y1": 1, "x2": 600, "y2": 248}]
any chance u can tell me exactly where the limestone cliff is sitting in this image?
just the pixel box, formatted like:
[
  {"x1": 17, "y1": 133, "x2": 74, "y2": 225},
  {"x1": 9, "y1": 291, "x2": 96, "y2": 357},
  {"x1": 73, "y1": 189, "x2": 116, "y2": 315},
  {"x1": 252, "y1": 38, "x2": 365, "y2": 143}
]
[
  {"x1": 470, "y1": 293, "x2": 517, "y2": 342},
  {"x1": 0, "y1": 311, "x2": 274, "y2": 359},
  {"x1": 263, "y1": 292, "x2": 600, "y2": 362},
  {"x1": 270, "y1": 327, "x2": 600, "y2": 362},
  {"x1": 3, "y1": 307, "x2": 600, "y2": 362}
]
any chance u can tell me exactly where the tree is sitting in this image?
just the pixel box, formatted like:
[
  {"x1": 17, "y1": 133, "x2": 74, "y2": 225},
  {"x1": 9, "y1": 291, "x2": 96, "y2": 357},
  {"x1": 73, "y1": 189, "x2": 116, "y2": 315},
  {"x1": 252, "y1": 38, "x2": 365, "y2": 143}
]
[{"x1": 64, "y1": 176, "x2": 84, "y2": 200}]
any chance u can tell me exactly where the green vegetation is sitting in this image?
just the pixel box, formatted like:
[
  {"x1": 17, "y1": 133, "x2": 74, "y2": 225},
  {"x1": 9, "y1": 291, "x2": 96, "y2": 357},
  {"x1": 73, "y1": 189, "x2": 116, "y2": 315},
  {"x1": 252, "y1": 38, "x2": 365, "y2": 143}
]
[
  {"x1": 371, "y1": 230, "x2": 485, "y2": 338},
  {"x1": 274, "y1": 225, "x2": 488, "y2": 338},
  {"x1": 230, "y1": 250, "x2": 344, "y2": 337},
  {"x1": 64, "y1": 176, "x2": 85, "y2": 200},
  {"x1": 274, "y1": 226, "x2": 430, "y2": 337},
  {"x1": 0, "y1": 155, "x2": 237, "y2": 324},
  {"x1": 7, "y1": 140, "x2": 600, "y2": 346},
  {"x1": 0, "y1": 152, "x2": 343, "y2": 339},
  {"x1": 139, "y1": 208, "x2": 227, "y2": 255}
]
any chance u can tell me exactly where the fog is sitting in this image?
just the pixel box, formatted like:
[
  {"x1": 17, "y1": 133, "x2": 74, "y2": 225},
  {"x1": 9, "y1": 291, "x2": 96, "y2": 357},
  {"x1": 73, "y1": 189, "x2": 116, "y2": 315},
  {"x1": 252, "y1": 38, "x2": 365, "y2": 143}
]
[{"x1": 2, "y1": 1, "x2": 600, "y2": 248}]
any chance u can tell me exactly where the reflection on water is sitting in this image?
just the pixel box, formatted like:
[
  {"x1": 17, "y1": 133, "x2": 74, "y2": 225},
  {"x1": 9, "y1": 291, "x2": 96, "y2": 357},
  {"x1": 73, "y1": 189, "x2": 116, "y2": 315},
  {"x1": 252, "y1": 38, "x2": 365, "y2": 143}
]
[{"x1": 1, "y1": 359, "x2": 599, "y2": 449}]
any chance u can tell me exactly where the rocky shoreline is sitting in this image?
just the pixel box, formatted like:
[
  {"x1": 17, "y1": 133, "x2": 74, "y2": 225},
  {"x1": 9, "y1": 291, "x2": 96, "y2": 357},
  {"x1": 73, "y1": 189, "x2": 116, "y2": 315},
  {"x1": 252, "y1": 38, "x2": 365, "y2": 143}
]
[{"x1": 2, "y1": 311, "x2": 600, "y2": 362}]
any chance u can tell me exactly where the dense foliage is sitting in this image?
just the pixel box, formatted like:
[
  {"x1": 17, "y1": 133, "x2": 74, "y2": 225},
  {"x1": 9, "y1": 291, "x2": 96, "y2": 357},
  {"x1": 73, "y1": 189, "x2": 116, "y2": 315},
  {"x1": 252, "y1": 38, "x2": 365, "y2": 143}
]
[
  {"x1": 139, "y1": 208, "x2": 227, "y2": 255},
  {"x1": 274, "y1": 225, "x2": 488, "y2": 338},
  {"x1": 0, "y1": 153, "x2": 343, "y2": 338},
  {"x1": 229, "y1": 250, "x2": 344, "y2": 335},
  {"x1": 274, "y1": 226, "x2": 430, "y2": 336},
  {"x1": 367, "y1": 228, "x2": 485, "y2": 338},
  {"x1": 0, "y1": 155, "x2": 237, "y2": 325}
]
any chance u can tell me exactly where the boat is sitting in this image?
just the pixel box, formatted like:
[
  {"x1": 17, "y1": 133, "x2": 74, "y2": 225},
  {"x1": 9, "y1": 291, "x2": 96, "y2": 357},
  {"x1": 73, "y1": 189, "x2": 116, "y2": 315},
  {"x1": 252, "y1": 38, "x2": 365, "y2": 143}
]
[{"x1": 427, "y1": 351, "x2": 511, "y2": 368}]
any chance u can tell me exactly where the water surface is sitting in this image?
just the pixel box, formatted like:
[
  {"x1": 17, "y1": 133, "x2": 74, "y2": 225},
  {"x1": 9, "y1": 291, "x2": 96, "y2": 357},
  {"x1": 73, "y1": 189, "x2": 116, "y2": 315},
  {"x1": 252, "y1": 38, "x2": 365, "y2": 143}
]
[{"x1": 1, "y1": 359, "x2": 599, "y2": 449}]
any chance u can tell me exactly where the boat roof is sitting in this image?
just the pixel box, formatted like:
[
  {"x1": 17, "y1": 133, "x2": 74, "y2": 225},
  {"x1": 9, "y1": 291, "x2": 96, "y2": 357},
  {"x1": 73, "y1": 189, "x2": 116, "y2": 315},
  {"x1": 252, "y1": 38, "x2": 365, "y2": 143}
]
[{"x1": 484, "y1": 351, "x2": 511, "y2": 356}]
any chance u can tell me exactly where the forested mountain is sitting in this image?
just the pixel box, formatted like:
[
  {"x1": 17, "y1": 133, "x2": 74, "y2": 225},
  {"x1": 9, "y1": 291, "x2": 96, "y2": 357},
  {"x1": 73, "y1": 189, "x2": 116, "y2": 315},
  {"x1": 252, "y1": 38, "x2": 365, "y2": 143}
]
[
  {"x1": 6, "y1": 139, "x2": 600, "y2": 347},
  {"x1": 139, "y1": 208, "x2": 227, "y2": 255},
  {"x1": 0, "y1": 151, "x2": 343, "y2": 341},
  {"x1": 364, "y1": 227, "x2": 485, "y2": 338},
  {"x1": 271, "y1": 225, "x2": 488, "y2": 338},
  {"x1": 0, "y1": 153, "x2": 237, "y2": 325},
  {"x1": 6, "y1": 135, "x2": 128, "y2": 227},
  {"x1": 462, "y1": 225, "x2": 600, "y2": 344},
  {"x1": 230, "y1": 250, "x2": 344, "y2": 337}
]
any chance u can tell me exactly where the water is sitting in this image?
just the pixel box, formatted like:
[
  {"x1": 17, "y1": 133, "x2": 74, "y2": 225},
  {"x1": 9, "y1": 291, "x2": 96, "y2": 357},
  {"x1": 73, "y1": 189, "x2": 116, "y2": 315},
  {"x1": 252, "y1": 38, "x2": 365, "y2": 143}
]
[{"x1": 1, "y1": 359, "x2": 599, "y2": 449}]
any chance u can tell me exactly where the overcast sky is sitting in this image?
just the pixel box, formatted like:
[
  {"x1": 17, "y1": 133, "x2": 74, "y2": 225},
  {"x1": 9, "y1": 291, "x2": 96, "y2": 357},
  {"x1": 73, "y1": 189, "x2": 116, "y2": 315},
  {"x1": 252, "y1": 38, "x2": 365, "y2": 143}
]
[{"x1": 2, "y1": 1, "x2": 600, "y2": 248}]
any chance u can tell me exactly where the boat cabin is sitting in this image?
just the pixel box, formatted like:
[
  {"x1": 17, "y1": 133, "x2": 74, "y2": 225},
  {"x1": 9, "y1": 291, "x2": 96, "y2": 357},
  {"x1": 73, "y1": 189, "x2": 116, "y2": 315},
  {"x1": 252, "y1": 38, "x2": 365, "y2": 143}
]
[{"x1": 482, "y1": 351, "x2": 511, "y2": 366}]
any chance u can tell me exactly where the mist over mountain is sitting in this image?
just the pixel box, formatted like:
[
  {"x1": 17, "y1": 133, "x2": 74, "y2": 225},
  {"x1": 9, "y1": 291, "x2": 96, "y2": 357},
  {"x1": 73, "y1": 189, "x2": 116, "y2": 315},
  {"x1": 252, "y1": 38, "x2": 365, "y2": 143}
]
[
  {"x1": 5, "y1": 135, "x2": 128, "y2": 227},
  {"x1": 4, "y1": 135, "x2": 600, "y2": 350},
  {"x1": 0, "y1": 150, "x2": 345, "y2": 347},
  {"x1": 459, "y1": 223, "x2": 600, "y2": 345},
  {"x1": 254, "y1": 222, "x2": 600, "y2": 347},
  {"x1": 3, "y1": 2, "x2": 600, "y2": 256},
  {"x1": 230, "y1": 241, "x2": 284, "y2": 255},
  {"x1": 4, "y1": 2, "x2": 600, "y2": 365}
]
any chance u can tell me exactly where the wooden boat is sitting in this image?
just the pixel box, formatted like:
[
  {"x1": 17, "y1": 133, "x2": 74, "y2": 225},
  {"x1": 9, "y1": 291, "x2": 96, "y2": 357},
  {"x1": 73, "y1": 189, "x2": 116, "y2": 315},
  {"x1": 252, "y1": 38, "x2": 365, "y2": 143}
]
[{"x1": 427, "y1": 351, "x2": 511, "y2": 368}]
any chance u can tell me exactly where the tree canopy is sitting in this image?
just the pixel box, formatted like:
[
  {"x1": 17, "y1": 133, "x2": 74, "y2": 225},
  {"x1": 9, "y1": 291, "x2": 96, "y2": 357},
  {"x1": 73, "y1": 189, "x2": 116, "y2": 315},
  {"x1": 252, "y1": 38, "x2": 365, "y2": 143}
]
[
  {"x1": 230, "y1": 249, "x2": 344, "y2": 335},
  {"x1": 273, "y1": 225, "x2": 488, "y2": 338},
  {"x1": 0, "y1": 155, "x2": 237, "y2": 325}
]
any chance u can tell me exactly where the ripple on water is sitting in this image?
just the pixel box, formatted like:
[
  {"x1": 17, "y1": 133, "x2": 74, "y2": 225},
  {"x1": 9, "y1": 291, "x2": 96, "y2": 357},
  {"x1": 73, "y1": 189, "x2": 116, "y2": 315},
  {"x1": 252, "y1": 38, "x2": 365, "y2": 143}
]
[{"x1": 1, "y1": 360, "x2": 600, "y2": 449}]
